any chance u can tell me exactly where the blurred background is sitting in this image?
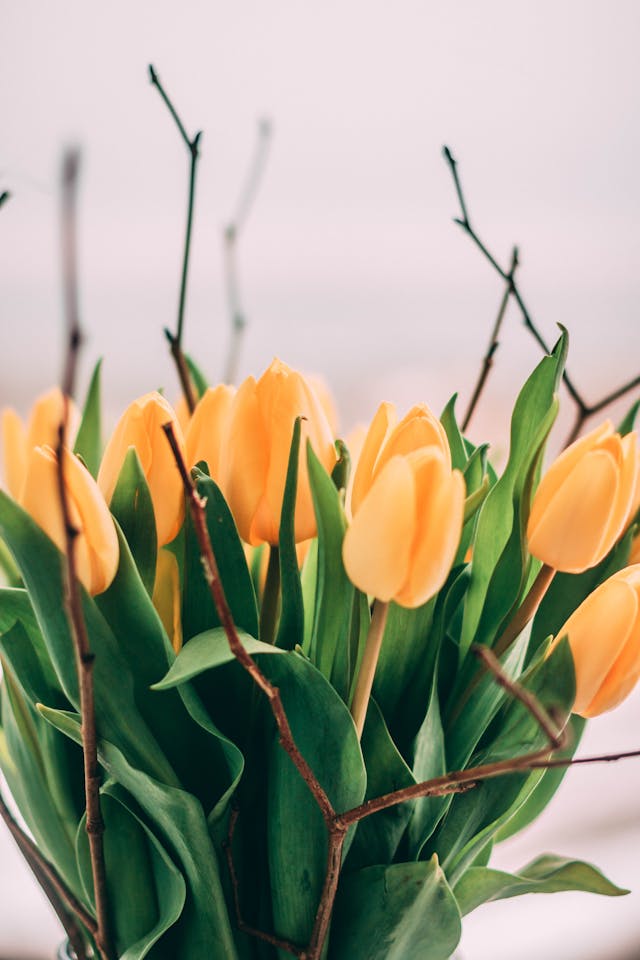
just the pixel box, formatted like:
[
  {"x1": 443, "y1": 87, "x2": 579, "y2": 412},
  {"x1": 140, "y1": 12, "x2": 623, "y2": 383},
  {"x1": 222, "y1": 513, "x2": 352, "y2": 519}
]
[{"x1": 2, "y1": 0, "x2": 640, "y2": 957}]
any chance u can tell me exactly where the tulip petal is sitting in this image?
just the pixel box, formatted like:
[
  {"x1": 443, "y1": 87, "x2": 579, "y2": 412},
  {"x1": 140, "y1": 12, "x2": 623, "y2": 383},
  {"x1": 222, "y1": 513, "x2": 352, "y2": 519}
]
[
  {"x1": 350, "y1": 402, "x2": 397, "y2": 516},
  {"x1": 152, "y1": 548, "x2": 183, "y2": 654},
  {"x1": 528, "y1": 449, "x2": 619, "y2": 572},
  {"x1": 342, "y1": 456, "x2": 415, "y2": 602},
  {"x1": 395, "y1": 452, "x2": 465, "y2": 608},
  {"x1": 223, "y1": 377, "x2": 270, "y2": 545},
  {"x1": 374, "y1": 404, "x2": 451, "y2": 479},
  {"x1": 558, "y1": 578, "x2": 638, "y2": 715},
  {"x1": 601, "y1": 432, "x2": 639, "y2": 548},
  {"x1": 2, "y1": 408, "x2": 26, "y2": 500},
  {"x1": 185, "y1": 385, "x2": 236, "y2": 479}
]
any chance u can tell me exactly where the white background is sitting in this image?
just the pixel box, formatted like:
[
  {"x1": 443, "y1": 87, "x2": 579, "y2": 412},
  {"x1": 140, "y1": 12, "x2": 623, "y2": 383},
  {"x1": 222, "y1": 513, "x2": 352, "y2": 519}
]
[{"x1": 2, "y1": 1, "x2": 640, "y2": 957}]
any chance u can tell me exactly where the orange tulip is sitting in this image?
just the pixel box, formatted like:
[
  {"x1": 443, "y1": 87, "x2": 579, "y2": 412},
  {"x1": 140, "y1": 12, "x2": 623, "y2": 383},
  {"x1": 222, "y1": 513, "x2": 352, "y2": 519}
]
[
  {"x1": 221, "y1": 359, "x2": 336, "y2": 545},
  {"x1": 2, "y1": 388, "x2": 80, "y2": 500},
  {"x1": 551, "y1": 564, "x2": 640, "y2": 717},
  {"x1": 185, "y1": 384, "x2": 236, "y2": 479},
  {"x1": 528, "y1": 421, "x2": 638, "y2": 574},
  {"x1": 343, "y1": 406, "x2": 465, "y2": 608},
  {"x1": 20, "y1": 445, "x2": 119, "y2": 595},
  {"x1": 98, "y1": 392, "x2": 185, "y2": 547}
]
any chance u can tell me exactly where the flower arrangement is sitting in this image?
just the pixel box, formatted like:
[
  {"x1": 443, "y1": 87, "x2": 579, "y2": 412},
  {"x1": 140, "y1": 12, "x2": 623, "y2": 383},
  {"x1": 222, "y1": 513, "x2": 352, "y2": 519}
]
[{"x1": 1, "y1": 69, "x2": 640, "y2": 960}]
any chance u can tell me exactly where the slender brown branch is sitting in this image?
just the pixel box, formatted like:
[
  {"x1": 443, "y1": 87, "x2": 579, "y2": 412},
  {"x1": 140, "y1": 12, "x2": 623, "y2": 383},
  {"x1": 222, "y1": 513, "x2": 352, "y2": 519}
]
[
  {"x1": 442, "y1": 146, "x2": 640, "y2": 441},
  {"x1": 56, "y1": 149, "x2": 113, "y2": 960},
  {"x1": 462, "y1": 246, "x2": 519, "y2": 431},
  {"x1": 0, "y1": 788, "x2": 95, "y2": 957},
  {"x1": 149, "y1": 64, "x2": 200, "y2": 413},
  {"x1": 223, "y1": 118, "x2": 273, "y2": 385}
]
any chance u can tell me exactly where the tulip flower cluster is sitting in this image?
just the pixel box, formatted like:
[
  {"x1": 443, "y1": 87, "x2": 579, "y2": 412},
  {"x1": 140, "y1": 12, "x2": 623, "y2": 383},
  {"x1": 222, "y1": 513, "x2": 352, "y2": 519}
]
[{"x1": 0, "y1": 339, "x2": 639, "y2": 960}]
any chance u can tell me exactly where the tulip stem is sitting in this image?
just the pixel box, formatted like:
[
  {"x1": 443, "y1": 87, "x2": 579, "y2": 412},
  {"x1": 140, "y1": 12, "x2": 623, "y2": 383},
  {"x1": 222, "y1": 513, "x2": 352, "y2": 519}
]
[
  {"x1": 443, "y1": 145, "x2": 640, "y2": 442},
  {"x1": 149, "y1": 64, "x2": 200, "y2": 413},
  {"x1": 259, "y1": 544, "x2": 281, "y2": 645},
  {"x1": 493, "y1": 563, "x2": 556, "y2": 659},
  {"x1": 350, "y1": 600, "x2": 390, "y2": 739},
  {"x1": 223, "y1": 118, "x2": 273, "y2": 385}
]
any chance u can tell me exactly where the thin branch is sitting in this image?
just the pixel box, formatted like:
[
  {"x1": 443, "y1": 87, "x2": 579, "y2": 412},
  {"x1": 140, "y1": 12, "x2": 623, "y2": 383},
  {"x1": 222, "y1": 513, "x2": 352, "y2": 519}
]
[
  {"x1": 0, "y1": 190, "x2": 10, "y2": 208},
  {"x1": 149, "y1": 64, "x2": 200, "y2": 413},
  {"x1": 0, "y1": 788, "x2": 95, "y2": 957},
  {"x1": 56, "y1": 148, "x2": 113, "y2": 960},
  {"x1": 442, "y1": 146, "x2": 640, "y2": 441},
  {"x1": 462, "y1": 246, "x2": 519, "y2": 431},
  {"x1": 223, "y1": 118, "x2": 273, "y2": 385}
]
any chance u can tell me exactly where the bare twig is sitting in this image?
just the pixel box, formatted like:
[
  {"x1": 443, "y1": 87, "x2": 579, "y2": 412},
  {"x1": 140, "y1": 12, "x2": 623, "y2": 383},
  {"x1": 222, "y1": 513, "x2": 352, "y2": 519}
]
[
  {"x1": 223, "y1": 118, "x2": 273, "y2": 385},
  {"x1": 0, "y1": 788, "x2": 95, "y2": 958},
  {"x1": 149, "y1": 64, "x2": 200, "y2": 413},
  {"x1": 56, "y1": 149, "x2": 112, "y2": 960},
  {"x1": 0, "y1": 190, "x2": 10, "y2": 208},
  {"x1": 442, "y1": 146, "x2": 640, "y2": 442},
  {"x1": 462, "y1": 246, "x2": 519, "y2": 431}
]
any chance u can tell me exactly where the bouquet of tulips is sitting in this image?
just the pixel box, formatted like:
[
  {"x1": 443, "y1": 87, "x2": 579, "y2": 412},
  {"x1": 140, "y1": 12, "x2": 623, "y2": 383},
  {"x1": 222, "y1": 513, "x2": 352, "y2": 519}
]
[{"x1": 1, "y1": 329, "x2": 640, "y2": 960}]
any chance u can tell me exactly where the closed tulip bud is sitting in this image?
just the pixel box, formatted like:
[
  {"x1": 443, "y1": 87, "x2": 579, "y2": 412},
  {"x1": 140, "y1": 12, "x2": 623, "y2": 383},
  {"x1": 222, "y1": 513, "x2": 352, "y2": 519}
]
[
  {"x1": 98, "y1": 392, "x2": 186, "y2": 547},
  {"x1": 343, "y1": 435, "x2": 465, "y2": 607},
  {"x1": 20, "y1": 446, "x2": 119, "y2": 595},
  {"x1": 185, "y1": 384, "x2": 236, "y2": 479},
  {"x1": 528, "y1": 421, "x2": 639, "y2": 574},
  {"x1": 551, "y1": 564, "x2": 640, "y2": 717},
  {"x1": 2, "y1": 388, "x2": 80, "y2": 500},
  {"x1": 221, "y1": 359, "x2": 336, "y2": 545}
]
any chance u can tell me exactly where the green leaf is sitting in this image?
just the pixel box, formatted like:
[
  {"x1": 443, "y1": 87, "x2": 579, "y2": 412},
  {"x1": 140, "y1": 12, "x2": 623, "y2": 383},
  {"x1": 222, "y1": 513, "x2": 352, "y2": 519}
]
[
  {"x1": 74, "y1": 359, "x2": 102, "y2": 477},
  {"x1": 406, "y1": 671, "x2": 447, "y2": 857},
  {"x1": 307, "y1": 443, "x2": 354, "y2": 700},
  {"x1": 346, "y1": 699, "x2": 416, "y2": 871},
  {"x1": 276, "y1": 417, "x2": 305, "y2": 650},
  {"x1": 38, "y1": 706, "x2": 239, "y2": 960},
  {"x1": 332, "y1": 856, "x2": 461, "y2": 960},
  {"x1": 618, "y1": 397, "x2": 640, "y2": 435},
  {"x1": 440, "y1": 395, "x2": 468, "y2": 471},
  {"x1": 458, "y1": 332, "x2": 567, "y2": 659},
  {"x1": 185, "y1": 354, "x2": 209, "y2": 400},
  {"x1": 182, "y1": 471, "x2": 258, "y2": 642},
  {"x1": 110, "y1": 449, "x2": 157, "y2": 596},
  {"x1": 76, "y1": 783, "x2": 186, "y2": 959},
  {"x1": 454, "y1": 854, "x2": 628, "y2": 916},
  {"x1": 153, "y1": 628, "x2": 281, "y2": 690}
]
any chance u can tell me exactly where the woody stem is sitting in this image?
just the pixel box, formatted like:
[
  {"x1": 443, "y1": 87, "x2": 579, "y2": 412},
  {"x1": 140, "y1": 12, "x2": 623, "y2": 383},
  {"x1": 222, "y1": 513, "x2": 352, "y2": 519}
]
[{"x1": 350, "y1": 600, "x2": 389, "y2": 739}]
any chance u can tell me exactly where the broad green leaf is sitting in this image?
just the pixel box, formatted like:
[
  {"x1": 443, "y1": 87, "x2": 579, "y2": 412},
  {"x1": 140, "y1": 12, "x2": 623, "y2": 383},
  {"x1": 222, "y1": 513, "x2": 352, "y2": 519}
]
[
  {"x1": 76, "y1": 783, "x2": 186, "y2": 960},
  {"x1": 74, "y1": 359, "x2": 102, "y2": 478},
  {"x1": 181, "y1": 471, "x2": 258, "y2": 642},
  {"x1": 276, "y1": 417, "x2": 304, "y2": 650},
  {"x1": 346, "y1": 699, "x2": 416, "y2": 871},
  {"x1": 440, "y1": 395, "x2": 468, "y2": 471},
  {"x1": 458, "y1": 332, "x2": 567, "y2": 659},
  {"x1": 307, "y1": 443, "x2": 354, "y2": 701},
  {"x1": 454, "y1": 854, "x2": 628, "y2": 916},
  {"x1": 406, "y1": 670, "x2": 447, "y2": 857},
  {"x1": 300, "y1": 537, "x2": 318, "y2": 652},
  {"x1": 110, "y1": 449, "x2": 157, "y2": 596},
  {"x1": 0, "y1": 588, "x2": 64, "y2": 706},
  {"x1": 153, "y1": 628, "x2": 282, "y2": 690},
  {"x1": 38, "y1": 707, "x2": 239, "y2": 960},
  {"x1": 332, "y1": 856, "x2": 461, "y2": 960}
]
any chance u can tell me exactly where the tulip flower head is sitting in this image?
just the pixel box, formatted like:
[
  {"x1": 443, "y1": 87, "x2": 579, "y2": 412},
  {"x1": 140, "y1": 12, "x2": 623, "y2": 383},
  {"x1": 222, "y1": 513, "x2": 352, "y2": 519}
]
[
  {"x1": 222, "y1": 359, "x2": 336, "y2": 545},
  {"x1": 98, "y1": 392, "x2": 186, "y2": 547},
  {"x1": 528, "y1": 421, "x2": 639, "y2": 574},
  {"x1": 343, "y1": 402, "x2": 465, "y2": 608},
  {"x1": 185, "y1": 384, "x2": 236, "y2": 479},
  {"x1": 551, "y1": 564, "x2": 640, "y2": 717},
  {"x1": 21, "y1": 445, "x2": 119, "y2": 595},
  {"x1": 2, "y1": 388, "x2": 80, "y2": 500}
]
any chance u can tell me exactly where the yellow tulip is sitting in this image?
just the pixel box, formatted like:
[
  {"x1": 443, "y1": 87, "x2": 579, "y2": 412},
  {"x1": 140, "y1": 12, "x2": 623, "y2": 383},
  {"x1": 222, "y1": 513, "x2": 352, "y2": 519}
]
[
  {"x1": 528, "y1": 421, "x2": 639, "y2": 574},
  {"x1": 20, "y1": 445, "x2": 119, "y2": 595},
  {"x1": 221, "y1": 359, "x2": 336, "y2": 545},
  {"x1": 350, "y1": 401, "x2": 451, "y2": 516},
  {"x1": 152, "y1": 548, "x2": 183, "y2": 653},
  {"x1": 343, "y1": 444, "x2": 465, "y2": 608},
  {"x1": 98, "y1": 392, "x2": 186, "y2": 547},
  {"x1": 185, "y1": 384, "x2": 236, "y2": 479},
  {"x1": 2, "y1": 388, "x2": 80, "y2": 500},
  {"x1": 305, "y1": 374, "x2": 339, "y2": 437},
  {"x1": 551, "y1": 564, "x2": 640, "y2": 717}
]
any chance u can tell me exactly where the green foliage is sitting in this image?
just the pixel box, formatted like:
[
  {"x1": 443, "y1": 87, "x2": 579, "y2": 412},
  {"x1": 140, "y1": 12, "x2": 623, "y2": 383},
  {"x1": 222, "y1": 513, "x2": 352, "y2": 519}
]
[{"x1": 74, "y1": 359, "x2": 103, "y2": 478}]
